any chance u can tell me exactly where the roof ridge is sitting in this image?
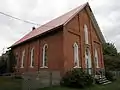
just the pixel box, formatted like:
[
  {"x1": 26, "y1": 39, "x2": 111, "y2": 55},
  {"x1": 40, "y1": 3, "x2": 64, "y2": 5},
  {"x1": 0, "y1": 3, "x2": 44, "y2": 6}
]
[
  {"x1": 37, "y1": 2, "x2": 88, "y2": 29},
  {"x1": 10, "y1": 2, "x2": 88, "y2": 47},
  {"x1": 64, "y1": 2, "x2": 88, "y2": 25}
]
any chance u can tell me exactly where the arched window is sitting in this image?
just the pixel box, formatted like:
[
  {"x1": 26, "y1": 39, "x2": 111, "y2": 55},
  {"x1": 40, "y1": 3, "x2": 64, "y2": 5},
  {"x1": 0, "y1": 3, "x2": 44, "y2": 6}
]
[
  {"x1": 30, "y1": 48, "x2": 34, "y2": 68},
  {"x1": 85, "y1": 48, "x2": 92, "y2": 74},
  {"x1": 84, "y1": 24, "x2": 89, "y2": 44},
  {"x1": 42, "y1": 44, "x2": 48, "y2": 68},
  {"x1": 85, "y1": 48, "x2": 89, "y2": 68},
  {"x1": 73, "y1": 42, "x2": 79, "y2": 68},
  {"x1": 21, "y1": 50, "x2": 25, "y2": 68},
  {"x1": 94, "y1": 48, "x2": 99, "y2": 68}
]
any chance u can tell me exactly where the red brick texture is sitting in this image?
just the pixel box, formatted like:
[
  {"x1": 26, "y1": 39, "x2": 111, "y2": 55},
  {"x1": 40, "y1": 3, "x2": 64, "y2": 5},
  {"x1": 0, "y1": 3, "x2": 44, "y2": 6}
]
[
  {"x1": 12, "y1": 5, "x2": 104, "y2": 75},
  {"x1": 63, "y1": 8, "x2": 104, "y2": 71}
]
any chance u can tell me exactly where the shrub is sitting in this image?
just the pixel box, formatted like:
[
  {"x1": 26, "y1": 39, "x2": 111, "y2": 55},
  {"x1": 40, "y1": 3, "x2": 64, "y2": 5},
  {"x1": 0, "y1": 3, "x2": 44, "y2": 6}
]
[
  {"x1": 60, "y1": 68, "x2": 93, "y2": 88},
  {"x1": 105, "y1": 71, "x2": 116, "y2": 81}
]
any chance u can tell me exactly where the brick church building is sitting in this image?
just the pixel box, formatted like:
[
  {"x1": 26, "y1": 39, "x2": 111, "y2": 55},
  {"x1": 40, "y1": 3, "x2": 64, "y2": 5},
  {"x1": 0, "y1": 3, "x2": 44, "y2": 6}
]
[{"x1": 10, "y1": 2, "x2": 105, "y2": 76}]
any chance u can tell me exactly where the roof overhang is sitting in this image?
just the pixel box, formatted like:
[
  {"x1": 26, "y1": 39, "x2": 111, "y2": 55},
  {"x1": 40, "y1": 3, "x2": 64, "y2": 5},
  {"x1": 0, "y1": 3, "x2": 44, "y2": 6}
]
[{"x1": 9, "y1": 25, "x2": 63, "y2": 49}]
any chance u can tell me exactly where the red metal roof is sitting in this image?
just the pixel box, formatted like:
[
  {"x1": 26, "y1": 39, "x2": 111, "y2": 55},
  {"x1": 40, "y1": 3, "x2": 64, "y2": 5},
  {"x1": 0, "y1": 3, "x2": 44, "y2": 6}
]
[{"x1": 11, "y1": 3, "x2": 88, "y2": 47}]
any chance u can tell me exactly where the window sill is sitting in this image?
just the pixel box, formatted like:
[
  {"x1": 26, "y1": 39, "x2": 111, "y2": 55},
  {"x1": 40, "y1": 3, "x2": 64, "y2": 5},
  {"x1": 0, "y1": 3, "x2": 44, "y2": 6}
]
[
  {"x1": 96, "y1": 66, "x2": 100, "y2": 68},
  {"x1": 40, "y1": 66, "x2": 48, "y2": 68},
  {"x1": 20, "y1": 67, "x2": 24, "y2": 68},
  {"x1": 85, "y1": 44, "x2": 91, "y2": 47},
  {"x1": 73, "y1": 66, "x2": 81, "y2": 68},
  {"x1": 30, "y1": 66, "x2": 34, "y2": 68}
]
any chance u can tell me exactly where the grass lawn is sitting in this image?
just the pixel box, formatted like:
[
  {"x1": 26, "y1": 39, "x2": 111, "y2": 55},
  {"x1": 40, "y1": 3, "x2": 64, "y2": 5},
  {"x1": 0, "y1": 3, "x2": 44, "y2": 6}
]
[
  {"x1": 0, "y1": 76, "x2": 22, "y2": 90},
  {"x1": 0, "y1": 76, "x2": 120, "y2": 90},
  {"x1": 38, "y1": 78, "x2": 120, "y2": 90}
]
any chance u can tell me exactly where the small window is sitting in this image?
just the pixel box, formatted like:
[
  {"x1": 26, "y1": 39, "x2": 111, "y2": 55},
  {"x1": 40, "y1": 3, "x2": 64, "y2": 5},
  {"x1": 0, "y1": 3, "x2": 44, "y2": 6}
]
[
  {"x1": 21, "y1": 50, "x2": 25, "y2": 68},
  {"x1": 73, "y1": 42, "x2": 80, "y2": 68},
  {"x1": 41, "y1": 44, "x2": 48, "y2": 68},
  {"x1": 30, "y1": 48, "x2": 34, "y2": 68},
  {"x1": 84, "y1": 24, "x2": 89, "y2": 44},
  {"x1": 94, "y1": 48, "x2": 99, "y2": 68}
]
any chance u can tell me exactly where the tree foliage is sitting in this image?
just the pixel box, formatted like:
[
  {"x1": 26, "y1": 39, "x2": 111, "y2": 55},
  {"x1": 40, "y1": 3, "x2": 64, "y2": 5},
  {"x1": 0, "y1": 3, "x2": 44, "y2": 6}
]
[
  {"x1": 0, "y1": 58, "x2": 7, "y2": 74},
  {"x1": 7, "y1": 50, "x2": 16, "y2": 73},
  {"x1": 103, "y1": 43, "x2": 120, "y2": 71},
  {"x1": 0, "y1": 50, "x2": 16, "y2": 74}
]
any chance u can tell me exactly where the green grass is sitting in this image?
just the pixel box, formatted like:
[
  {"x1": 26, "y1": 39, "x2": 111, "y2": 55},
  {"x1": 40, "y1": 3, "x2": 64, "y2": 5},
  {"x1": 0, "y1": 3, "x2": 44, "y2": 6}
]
[
  {"x1": 0, "y1": 76, "x2": 120, "y2": 90},
  {"x1": 38, "y1": 78, "x2": 120, "y2": 90},
  {"x1": 0, "y1": 76, "x2": 22, "y2": 90}
]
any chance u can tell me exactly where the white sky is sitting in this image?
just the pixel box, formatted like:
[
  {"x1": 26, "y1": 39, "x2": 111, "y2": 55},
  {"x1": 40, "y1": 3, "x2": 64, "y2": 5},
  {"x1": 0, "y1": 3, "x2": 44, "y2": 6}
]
[{"x1": 0, "y1": 0, "x2": 120, "y2": 55}]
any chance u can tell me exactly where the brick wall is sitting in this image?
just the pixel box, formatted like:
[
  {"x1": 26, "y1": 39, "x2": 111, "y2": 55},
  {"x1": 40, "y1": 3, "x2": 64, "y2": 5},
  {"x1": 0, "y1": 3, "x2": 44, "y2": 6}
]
[
  {"x1": 13, "y1": 29, "x2": 64, "y2": 75},
  {"x1": 63, "y1": 7, "x2": 104, "y2": 71}
]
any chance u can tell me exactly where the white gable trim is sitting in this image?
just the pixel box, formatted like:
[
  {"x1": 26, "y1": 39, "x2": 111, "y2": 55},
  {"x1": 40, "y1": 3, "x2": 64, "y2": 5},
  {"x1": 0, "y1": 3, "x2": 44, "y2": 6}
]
[
  {"x1": 63, "y1": 3, "x2": 105, "y2": 44},
  {"x1": 85, "y1": 6, "x2": 105, "y2": 43}
]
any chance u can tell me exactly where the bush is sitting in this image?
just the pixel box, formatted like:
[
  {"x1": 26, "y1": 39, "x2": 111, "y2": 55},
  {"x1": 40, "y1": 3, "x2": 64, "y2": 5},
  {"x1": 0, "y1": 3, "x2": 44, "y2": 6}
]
[
  {"x1": 105, "y1": 71, "x2": 116, "y2": 81},
  {"x1": 60, "y1": 68, "x2": 94, "y2": 88}
]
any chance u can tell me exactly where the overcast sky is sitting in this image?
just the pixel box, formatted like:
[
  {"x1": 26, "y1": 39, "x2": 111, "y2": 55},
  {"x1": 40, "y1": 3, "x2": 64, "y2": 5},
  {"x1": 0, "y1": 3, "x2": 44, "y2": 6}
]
[{"x1": 0, "y1": 0, "x2": 119, "y2": 55}]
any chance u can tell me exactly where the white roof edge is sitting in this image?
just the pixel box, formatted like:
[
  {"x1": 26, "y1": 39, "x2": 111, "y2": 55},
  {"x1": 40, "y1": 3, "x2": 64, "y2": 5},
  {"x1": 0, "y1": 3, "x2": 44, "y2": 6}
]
[
  {"x1": 86, "y1": 6, "x2": 106, "y2": 43},
  {"x1": 63, "y1": 3, "x2": 105, "y2": 44}
]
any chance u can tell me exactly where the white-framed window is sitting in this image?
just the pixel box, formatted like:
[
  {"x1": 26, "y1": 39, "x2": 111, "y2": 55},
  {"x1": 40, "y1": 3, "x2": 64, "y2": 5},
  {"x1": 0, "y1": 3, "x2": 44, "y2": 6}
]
[
  {"x1": 30, "y1": 48, "x2": 34, "y2": 68},
  {"x1": 94, "y1": 48, "x2": 99, "y2": 68},
  {"x1": 85, "y1": 48, "x2": 92, "y2": 74},
  {"x1": 73, "y1": 42, "x2": 80, "y2": 68},
  {"x1": 41, "y1": 44, "x2": 48, "y2": 68},
  {"x1": 84, "y1": 24, "x2": 89, "y2": 44},
  {"x1": 21, "y1": 50, "x2": 25, "y2": 68}
]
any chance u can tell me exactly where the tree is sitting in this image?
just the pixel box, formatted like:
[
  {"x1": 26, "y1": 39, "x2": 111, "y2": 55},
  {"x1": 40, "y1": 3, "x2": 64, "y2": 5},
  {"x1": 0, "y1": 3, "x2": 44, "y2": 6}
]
[
  {"x1": 0, "y1": 58, "x2": 7, "y2": 74},
  {"x1": 0, "y1": 54, "x2": 7, "y2": 74},
  {"x1": 103, "y1": 43, "x2": 117, "y2": 56},
  {"x1": 0, "y1": 49, "x2": 16, "y2": 74},
  {"x1": 8, "y1": 50, "x2": 16, "y2": 73},
  {"x1": 103, "y1": 43, "x2": 120, "y2": 71}
]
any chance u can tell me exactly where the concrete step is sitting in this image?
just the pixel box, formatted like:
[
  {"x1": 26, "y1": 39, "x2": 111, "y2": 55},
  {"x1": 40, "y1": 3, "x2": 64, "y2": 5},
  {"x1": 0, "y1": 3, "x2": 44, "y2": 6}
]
[
  {"x1": 98, "y1": 78, "x2": 107, "y2": 81},
  {"x1": 102, "y1": 81, "x2": 112, "y2": 85},
  {"x1": 98, "y1": 78, "x2": 107, "y2": 82},
  {"x1": 99, "y1": 80, "x2": 109, "y2": 84},
  {"x1": 95, "y1": 76, "x2": 112, "y2": 85}
]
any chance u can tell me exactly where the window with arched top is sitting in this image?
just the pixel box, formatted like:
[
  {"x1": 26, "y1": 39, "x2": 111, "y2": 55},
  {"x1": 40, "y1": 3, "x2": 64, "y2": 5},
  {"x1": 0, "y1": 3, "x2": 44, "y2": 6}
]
[
  {"x1": 84, "y1": 24, "x2": 89, "y2": 44},
  {"x1": 41, "y1": 44, "x2": 48, "y2": 68},
  {"x1": 30, "y1": 48, "x2": 34, "y2": 68},
  {"x1": 94, "y1": 48, "x2": 99, "y2": 68},
  {"x1": 21, "y1": 50, "x2": 25, "y2": 68},
  {"x1": 85, "y1": 48, "x2": 92, "y2": 74},
  {"x1": 73, "y1": 42, "x2": 79, "y2": 68}
]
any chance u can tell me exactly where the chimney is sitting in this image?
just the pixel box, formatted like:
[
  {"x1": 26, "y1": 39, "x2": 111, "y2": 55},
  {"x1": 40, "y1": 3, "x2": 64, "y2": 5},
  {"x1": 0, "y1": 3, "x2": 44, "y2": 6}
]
[{"x1": 32, "y1": 27, "x2": 36, "y2": 31}]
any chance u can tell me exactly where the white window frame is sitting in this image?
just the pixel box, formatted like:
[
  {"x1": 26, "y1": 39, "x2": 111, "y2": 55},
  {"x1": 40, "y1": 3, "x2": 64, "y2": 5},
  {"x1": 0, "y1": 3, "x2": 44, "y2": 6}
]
[
  {"x1": 40, "y1": 44, "x2": 48, "y2": 68},
  {"x1": 73, "y1": 42, "x2": 80, "y2": 68},
  {"x1": 85, "y1": 48, "x2": 92, "y2": 74},
  {"x1": 85, "y1": 48, "x2": 92, "y2": 68},
  {"x1": 84, "y1": 24, "x2": 89, "y2": 44},
  {"x1": 21, "y1": 50, "x2": 25, "y2": 68},
  {"x1": 95, "y1": 48, "x2": 99, "y2": 68},
  {"x1": 30, "y1": 48, "x2": 34, "y2": 68}
]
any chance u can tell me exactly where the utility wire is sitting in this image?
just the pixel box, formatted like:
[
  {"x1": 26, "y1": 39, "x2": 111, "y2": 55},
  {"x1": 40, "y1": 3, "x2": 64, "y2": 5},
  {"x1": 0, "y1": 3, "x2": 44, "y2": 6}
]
[
  {"x1": 0, "y1": 11, "x2": 57, "y2": 27},
  {"x1": 0, "y1": 11, "x2": 40, "y2": 26}
]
